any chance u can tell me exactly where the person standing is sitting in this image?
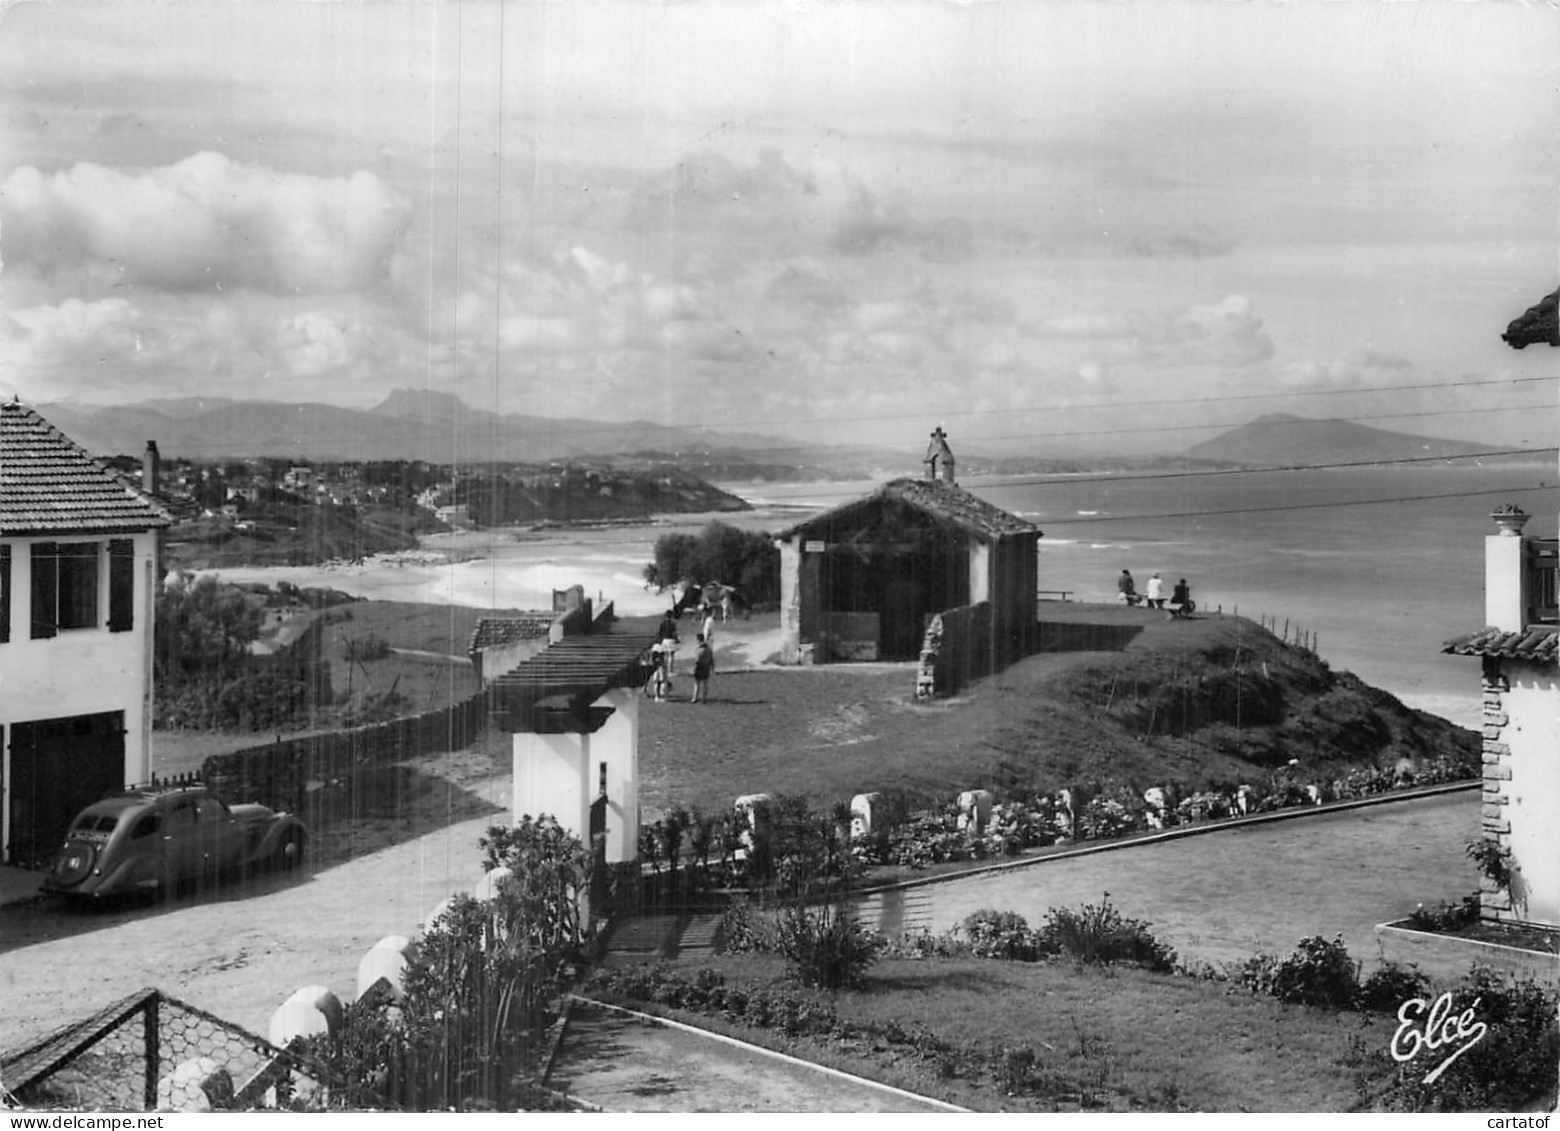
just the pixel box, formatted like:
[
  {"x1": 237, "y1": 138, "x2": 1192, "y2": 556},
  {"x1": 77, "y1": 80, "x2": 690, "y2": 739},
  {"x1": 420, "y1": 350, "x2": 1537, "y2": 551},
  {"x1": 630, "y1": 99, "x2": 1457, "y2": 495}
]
[
  {"x1": 1146, "y1": 573, "x2": 1165, "y2": 609},
  {"x1": 691, "y1": 633, "x2": 715, "y2": 703},
  {"x1": 657, "y1": 606, "x2": 680, "y2": 682},
  {"x1": 645, "y1": 642, "x2": 668, "y2": 701},
  {"x1": 700, "y1": 602, "x2": 717, "y2": 650}
]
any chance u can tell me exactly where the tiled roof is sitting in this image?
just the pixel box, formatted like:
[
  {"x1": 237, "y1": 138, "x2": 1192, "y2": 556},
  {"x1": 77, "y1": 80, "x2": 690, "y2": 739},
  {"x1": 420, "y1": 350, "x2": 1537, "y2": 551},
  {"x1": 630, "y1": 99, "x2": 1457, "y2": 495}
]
[
  {"x1": 469, "y1": 614, "x2": 557, "y2": 654},
  {"x1": 0, "y1": 401, "x2": 171, "y2": 534},
  {"x1": 778, "y1": 478, "x2": 1040, "y2": 541},
  {"x1": 488, "y1": 630, "x2": 660, "y2": 730},
  {"x1": 1443, "y1": 626, "x2": 1558, "y2": 664}
]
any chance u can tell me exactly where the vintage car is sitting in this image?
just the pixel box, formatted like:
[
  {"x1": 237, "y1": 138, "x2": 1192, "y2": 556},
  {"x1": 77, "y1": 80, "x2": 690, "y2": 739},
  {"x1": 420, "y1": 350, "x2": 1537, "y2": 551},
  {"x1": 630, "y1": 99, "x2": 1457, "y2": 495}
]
[{"x1": 41, "y1": 784, "x2": 307, "y2": 900}]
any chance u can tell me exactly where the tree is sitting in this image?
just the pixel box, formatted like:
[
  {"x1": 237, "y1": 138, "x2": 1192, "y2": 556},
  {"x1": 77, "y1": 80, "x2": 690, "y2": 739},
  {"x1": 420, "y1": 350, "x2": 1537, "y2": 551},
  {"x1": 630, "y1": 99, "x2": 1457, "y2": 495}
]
[
  {"x1": 155, "y1": 573, "x2": 264, "y2": 681},
  {"x1": 642, "y1": 521, "x2": 780, "y2": 604}
]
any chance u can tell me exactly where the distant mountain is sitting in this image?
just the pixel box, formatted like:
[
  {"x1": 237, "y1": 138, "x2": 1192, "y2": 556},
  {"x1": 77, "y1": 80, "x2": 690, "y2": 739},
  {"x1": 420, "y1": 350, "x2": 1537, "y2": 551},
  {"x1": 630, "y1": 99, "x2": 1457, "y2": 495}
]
[
  {"x1": 35, "y1": 389, "x2": 804, "y2": 465},
  {"x1": 1185, "y1": 414, "x2": 1504, "y2": 466}
]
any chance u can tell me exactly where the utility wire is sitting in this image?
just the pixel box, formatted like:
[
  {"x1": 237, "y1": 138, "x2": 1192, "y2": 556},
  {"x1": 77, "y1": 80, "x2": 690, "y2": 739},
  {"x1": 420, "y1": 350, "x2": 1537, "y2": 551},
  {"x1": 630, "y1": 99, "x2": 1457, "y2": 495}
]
[{"x1": 1034, "y1": 483, "x2": 1556, "y2": 526}]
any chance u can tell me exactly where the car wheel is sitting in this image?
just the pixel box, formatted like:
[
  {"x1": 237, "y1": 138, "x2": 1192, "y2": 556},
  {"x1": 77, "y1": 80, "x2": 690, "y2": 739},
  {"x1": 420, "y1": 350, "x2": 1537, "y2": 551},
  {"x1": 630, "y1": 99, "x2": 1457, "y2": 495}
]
[
  {"x1": 52, "y1": 839, "x2": 96, "y2": 888},
  {"x1": 274, "y1": 829, "x2": 305, "y2": 872}
]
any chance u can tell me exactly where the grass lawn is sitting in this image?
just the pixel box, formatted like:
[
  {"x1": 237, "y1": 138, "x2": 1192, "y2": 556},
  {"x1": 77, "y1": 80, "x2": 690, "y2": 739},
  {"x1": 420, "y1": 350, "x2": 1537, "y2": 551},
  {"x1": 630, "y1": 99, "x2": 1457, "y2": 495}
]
[
  {"x1": 627, "y1": 602, "x2": 1471, "y2": 820},
  {"x1": 590, "y1": 951, "x2": 1399, "y2": 1112}
]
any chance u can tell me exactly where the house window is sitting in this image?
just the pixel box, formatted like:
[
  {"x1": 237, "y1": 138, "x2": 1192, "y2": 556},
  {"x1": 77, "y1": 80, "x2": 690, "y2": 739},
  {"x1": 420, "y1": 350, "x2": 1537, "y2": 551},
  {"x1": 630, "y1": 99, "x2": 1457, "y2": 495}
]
[{"x1": 31, "y1": 542, "x2": 101, "y2": 638}]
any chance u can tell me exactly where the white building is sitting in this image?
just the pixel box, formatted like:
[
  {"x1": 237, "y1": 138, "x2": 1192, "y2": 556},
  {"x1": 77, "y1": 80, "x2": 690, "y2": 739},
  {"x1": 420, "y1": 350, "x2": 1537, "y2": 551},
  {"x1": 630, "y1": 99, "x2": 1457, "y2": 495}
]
[
  {"x1": 1444, "y1": 506, "x2": 1559, "y2": 927},
  {"x1": 0, "y1": 402, "x2": 170, "y2": 867}
]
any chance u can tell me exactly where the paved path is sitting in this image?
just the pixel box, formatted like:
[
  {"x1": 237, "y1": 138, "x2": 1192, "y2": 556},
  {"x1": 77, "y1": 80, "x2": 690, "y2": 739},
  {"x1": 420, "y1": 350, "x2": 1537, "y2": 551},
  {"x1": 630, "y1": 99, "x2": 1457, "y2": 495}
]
[
  {"x1": 855, "y1": 790, "x2": 1481, "y2": 977},
  {"x1": 549, "y1": 998, "x2": 963, "y2": 1112}
]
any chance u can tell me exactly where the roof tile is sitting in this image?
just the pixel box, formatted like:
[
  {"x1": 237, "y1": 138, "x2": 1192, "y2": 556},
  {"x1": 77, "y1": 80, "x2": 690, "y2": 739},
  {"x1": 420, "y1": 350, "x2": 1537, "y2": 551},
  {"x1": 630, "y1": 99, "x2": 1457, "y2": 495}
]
[
  {"x1": 0, "y1": 401, "x2": 170, "y2": 535},
  {"x1": 778, "y1": 477, "x2": 1040, "y2": 541},
  {"x1": 1443, "y1": 626, "x2": 1558, "y2": 664}
]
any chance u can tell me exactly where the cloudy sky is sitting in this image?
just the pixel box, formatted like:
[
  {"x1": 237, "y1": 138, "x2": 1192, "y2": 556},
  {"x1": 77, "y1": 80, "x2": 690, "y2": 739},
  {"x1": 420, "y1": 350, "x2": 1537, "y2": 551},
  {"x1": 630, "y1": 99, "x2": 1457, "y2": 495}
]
[{"x1": 0, "y1": 0, "x2": 1555, "y2": 456}]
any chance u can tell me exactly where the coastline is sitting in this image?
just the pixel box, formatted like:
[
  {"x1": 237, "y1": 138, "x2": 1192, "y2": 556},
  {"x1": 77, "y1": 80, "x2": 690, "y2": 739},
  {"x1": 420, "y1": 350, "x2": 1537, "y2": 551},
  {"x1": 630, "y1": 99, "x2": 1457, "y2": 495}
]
[{"x1": 195, "y1": 490, "x2": 1487, "y2": 731}]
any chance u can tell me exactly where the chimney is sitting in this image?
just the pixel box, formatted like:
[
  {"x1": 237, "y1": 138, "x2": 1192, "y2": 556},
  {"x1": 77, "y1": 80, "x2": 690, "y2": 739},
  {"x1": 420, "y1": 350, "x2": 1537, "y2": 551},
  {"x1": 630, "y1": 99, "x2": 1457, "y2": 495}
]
[
  {"x1": 924, "y1": 425, "x2": 956, "y2": 485},
  {"x1": 1485, "y1": 506, "x2": 1531, "y2": 631},
  {"x1": 142, "y1": 441, "x2": 161, "y2": 498}
]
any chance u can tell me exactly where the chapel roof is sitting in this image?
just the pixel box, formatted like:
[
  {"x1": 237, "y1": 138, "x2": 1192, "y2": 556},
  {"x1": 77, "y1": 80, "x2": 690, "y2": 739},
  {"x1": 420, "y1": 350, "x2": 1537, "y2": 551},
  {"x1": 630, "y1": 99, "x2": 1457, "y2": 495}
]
[{"x1": 777, "y1": 477, "x2": 1040, "y2": 542}]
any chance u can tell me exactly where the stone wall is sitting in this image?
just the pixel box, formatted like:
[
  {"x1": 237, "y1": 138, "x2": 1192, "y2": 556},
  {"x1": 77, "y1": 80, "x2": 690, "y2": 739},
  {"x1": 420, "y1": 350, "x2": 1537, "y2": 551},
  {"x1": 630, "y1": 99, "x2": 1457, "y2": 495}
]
[
  {"x1": 916, "y1": 601, "x2": 992, "y2": 699},
  {"x1": 1479, "y1": 664, "x2": 1515, "y2": 922}
]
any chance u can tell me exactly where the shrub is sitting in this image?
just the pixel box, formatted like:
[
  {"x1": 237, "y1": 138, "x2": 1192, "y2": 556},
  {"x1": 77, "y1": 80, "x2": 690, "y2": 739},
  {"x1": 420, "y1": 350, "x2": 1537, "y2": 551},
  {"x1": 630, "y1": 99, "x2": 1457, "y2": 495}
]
[
  {"x1": 1234, "y1": 935, "x2": 1359, "y2": 1009},
  {"x1": 1407, "y1": 893, "x2": 1481, "y2": 933},
  {"x1": 1368, "y1": 967, "x2": 1559, "y2": 1111},
  {"x1": 1357, "y1": 962, "x2": 1431, "y2": 1014},
  {"x1": 959, "y1": 909, "x2": 1042, "y2": 961},
  {"x1": 719, "y1": 895, "x2": 771, "y2": 954},
  {"x1": 1466, "y1": 838, "x2": 1512, "y2": 891},
  {"x1": 773, "y1": 902, "x2": 883, "y2": 990},
  {"x1": 1035, "y1": 895, "x2": 1176, "y2": 972}
]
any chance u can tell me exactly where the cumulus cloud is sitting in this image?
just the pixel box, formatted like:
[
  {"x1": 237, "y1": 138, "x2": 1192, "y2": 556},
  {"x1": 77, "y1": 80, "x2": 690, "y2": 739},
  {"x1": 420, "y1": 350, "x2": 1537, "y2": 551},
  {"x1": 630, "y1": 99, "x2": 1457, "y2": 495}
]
[
  {"x1": 1277, "y1": 349, "x2": 1417, "y2": 390},
  {"x1": 625, "y1": 149, "x2": 975, "y2": 266},
  {"x1": 1, "y1": 152, "x2": 412, "y2": 293},
  {"x1": 1029, "y1": 294, "x2": 1274, "y2": 369}
]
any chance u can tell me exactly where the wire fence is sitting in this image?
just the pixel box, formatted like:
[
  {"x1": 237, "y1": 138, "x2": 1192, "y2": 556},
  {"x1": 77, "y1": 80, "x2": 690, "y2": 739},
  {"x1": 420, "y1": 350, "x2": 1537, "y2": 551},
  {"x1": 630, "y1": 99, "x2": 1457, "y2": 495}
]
[{"x1": 1, "y1": 988, "x2": 335, "y2": 1112}]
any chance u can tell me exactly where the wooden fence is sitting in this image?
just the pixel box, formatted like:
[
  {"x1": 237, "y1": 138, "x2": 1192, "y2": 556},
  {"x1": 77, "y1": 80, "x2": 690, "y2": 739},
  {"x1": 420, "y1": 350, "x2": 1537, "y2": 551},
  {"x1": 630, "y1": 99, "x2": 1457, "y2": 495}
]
[{"x1": 202, "y1": 693, "x2": 491, "y2": 827}]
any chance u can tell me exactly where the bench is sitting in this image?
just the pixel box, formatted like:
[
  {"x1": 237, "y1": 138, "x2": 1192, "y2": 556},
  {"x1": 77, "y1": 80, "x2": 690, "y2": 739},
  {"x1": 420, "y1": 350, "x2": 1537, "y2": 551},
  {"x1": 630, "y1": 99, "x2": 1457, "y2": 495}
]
[{"x1": 1037, "y1": 589, "x2": 1073, "y2": 602}]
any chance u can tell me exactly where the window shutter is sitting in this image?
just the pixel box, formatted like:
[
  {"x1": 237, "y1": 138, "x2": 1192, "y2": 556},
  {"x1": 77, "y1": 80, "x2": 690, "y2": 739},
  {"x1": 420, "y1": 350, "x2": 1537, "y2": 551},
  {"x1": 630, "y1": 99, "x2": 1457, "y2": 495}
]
[
  {"x1": 108, "y1": 540, "x2": 134, "y2": 632},
  {"x1": 30, "y1": 542, "x2": 57, "y2": 639},
  {"x1": 0, "y1": 545, "x2": 10, "y2": 643}
]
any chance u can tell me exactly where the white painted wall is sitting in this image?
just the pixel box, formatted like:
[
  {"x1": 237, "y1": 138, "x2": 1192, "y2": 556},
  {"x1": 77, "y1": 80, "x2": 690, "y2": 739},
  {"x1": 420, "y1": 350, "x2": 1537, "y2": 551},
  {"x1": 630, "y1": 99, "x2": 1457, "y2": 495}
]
[
  {"x1": 1503, "y1": 667, "x2": 1560, "y2": 927},
  {"x1": 510, "y1": 688, "x2": 641, "y2": 865},
  {"x1": 968, "y1": 542, "x2": 991, "y2": 605},
  {"x1": 0, "y1": 531, "x2": 158, "y2": 781}
]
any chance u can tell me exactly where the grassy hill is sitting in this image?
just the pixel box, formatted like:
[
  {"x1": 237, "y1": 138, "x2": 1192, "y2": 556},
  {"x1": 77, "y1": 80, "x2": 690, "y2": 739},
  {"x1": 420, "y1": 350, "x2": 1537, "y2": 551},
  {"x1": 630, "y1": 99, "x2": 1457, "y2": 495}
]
[{"x1": 631, "y1": 605, "x2": 1477, "y2": 815}]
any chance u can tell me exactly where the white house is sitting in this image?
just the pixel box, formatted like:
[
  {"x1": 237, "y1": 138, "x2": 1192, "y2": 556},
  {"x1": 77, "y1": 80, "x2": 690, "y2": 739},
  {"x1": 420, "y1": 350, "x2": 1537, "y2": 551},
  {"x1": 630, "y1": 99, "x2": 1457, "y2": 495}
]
[
  {"x1": 0, "y1": 402, "x2": 170, "y2": 867},
  {"x1": 1444, "y1": 505, "x2": 1559, "y2": 928}
]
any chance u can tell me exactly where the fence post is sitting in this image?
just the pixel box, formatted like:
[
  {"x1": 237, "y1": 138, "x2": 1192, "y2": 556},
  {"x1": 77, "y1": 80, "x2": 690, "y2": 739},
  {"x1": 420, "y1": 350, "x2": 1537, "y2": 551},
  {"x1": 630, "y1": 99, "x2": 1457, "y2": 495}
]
[{"x1": 143, "y1": 992, "x2": 160, "y2": 1111}]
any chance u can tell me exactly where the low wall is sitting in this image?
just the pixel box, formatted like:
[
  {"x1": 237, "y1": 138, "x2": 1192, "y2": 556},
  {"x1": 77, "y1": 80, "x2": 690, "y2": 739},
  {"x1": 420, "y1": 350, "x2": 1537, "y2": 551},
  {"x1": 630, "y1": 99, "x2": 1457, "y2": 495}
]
[{"x1": 918, "y1": 602, "x2": 992, "y2": 698}]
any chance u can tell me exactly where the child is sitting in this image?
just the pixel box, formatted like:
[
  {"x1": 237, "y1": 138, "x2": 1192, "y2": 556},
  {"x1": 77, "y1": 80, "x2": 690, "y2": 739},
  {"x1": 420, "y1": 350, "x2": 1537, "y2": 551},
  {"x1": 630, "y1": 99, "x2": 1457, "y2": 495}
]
[{"x1": 691, "y1": 633, "x2": 714, "y2": 703}]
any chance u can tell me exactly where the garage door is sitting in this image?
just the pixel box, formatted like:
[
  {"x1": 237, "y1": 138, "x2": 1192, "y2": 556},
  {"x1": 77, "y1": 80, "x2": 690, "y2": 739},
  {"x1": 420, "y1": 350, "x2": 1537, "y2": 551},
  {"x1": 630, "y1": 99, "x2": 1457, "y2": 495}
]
[{"x1": 7, "y1": 712, "x2": 125, "y2": 868}]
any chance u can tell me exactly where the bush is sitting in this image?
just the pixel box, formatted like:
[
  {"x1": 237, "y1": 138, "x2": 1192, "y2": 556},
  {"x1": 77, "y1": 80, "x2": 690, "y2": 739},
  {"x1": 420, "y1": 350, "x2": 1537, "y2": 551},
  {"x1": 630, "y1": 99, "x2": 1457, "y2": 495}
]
[
  {"x1": 1357, "y1": 962, "x2": 1430, "y2": 1014},
  {"x1": 960, "y1": 909, "x2": 1042, "y2": 961},
  {"x1": 1035, "y1": 895, "x2": 1176, "y2": 972},
  {"x1": 773, "y1": 902, "x2": 883, "y2": 990},
  {"x1": 1234, "y1": 935, "x2": 1359, "y2": 1009},
  {"x1": 1367, "y1": 967, "x2": 1559, "y2": 1111},
  {"x1": 1466, "y1": 838, "x2": 1512, "y2": 891},
  {"x1": 1407, "y1": 893, "x2": 1481, "y2": 933}
]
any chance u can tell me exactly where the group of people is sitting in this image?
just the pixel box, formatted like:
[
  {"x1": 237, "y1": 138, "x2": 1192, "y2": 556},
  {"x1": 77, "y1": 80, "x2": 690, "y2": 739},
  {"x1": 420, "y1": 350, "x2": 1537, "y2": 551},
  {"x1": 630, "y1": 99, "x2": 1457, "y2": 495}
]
[
  {"x1": 646, "y1": 604, "x2": 716, "y2": 703},
  {"x1": 1117, "y1": 569, "x2": 1194, "y2": 619}
]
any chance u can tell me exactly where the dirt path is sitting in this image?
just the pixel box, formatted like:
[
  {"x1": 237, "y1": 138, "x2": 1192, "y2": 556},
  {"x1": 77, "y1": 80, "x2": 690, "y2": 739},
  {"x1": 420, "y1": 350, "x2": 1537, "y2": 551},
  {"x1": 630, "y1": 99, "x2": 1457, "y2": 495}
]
[
  {"x1": 550, "y1": 999, "x2": 962, "y2": 1112},
  {"x1": 0, "y1": 814, "x2": 498, "y2": 1055}
]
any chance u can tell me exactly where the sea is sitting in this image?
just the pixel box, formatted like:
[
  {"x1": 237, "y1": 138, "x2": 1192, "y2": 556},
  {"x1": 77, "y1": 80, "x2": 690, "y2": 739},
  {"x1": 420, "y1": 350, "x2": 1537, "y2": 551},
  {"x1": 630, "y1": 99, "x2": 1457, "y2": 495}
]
[{"x1": 205, "y1": 463, "x2": 1557, "y2": 731}]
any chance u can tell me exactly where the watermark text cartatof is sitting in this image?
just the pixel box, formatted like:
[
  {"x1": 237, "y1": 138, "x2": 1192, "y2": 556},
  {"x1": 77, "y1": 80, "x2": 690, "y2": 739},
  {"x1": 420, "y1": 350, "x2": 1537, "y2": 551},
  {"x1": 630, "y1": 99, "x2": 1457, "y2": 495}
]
[{"x1": 1390, "y1": 991, "x2": 1486, "y2": 1085}]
